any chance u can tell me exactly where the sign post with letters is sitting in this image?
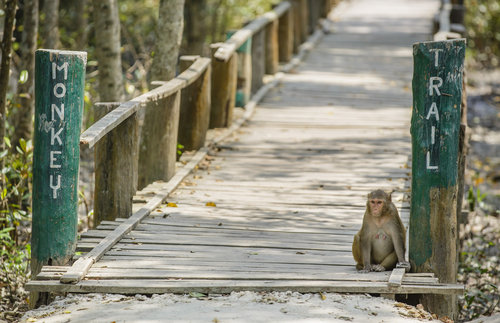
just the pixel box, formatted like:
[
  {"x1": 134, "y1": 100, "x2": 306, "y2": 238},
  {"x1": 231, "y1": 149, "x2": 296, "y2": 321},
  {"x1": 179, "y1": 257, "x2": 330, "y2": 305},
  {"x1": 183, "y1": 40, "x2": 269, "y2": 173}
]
[
  {"x1": 32, "y1": 50, "x2": 87, "y2": 277},
  {"x1": 409, "y1": 39, "x2": 465, "y2": 319}
]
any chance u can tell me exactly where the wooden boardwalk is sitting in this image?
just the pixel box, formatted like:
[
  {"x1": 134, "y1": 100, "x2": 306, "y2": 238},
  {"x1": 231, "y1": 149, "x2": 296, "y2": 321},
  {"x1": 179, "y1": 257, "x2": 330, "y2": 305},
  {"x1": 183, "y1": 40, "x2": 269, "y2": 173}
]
[{"x1": 28, "y1": 0, "x2": 463, "y2": 295}]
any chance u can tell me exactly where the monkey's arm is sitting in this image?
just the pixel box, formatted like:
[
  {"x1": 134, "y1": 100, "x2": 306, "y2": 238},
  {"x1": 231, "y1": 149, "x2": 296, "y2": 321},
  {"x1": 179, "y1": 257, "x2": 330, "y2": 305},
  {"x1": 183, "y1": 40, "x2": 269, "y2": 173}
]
[
  {"x1": 359, "y1": 233, "x2": 372, "y2": 273},
  {"x1": 390, "y1": 221, "x2": 411, "y2": 271}
]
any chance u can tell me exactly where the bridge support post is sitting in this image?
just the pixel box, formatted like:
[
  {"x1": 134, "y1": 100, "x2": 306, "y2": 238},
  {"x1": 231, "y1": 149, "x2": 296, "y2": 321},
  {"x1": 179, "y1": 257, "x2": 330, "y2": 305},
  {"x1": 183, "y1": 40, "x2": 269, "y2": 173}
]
[
  {"x1": 31, "y1": 49, "x2": 86, "y2": 304},
  {"x1": 409, "y1": 38, "x2": 465, "y2": 320},
  {"x1": 278, "y1": 3, "x2": 294, "y2": 62},
  {"x1": 178, "y1": 56, "x2": 212, "y2": 150},
  {"x1": 251, "y1": 29, "x2": 266, "y2": 94},
  {"x1": 94, "y1": 102, "x2": 139, "y2": 225},
  {"x1": 265, "y1": 18, "x2": 279, "y2": 75},
  {"x1": 210, "y1": 44, "x2": 237, "y2": 128}
]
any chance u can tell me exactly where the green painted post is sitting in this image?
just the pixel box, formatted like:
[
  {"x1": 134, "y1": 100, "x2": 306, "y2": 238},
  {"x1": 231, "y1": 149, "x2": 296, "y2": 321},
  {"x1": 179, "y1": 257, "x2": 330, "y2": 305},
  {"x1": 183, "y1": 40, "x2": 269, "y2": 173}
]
[
  {"x1": 409, "y1": 39, "x2": 465, "y2": 319},
  {"x1": 31, "y1": 50, "x2": 87, "y2": 278}
]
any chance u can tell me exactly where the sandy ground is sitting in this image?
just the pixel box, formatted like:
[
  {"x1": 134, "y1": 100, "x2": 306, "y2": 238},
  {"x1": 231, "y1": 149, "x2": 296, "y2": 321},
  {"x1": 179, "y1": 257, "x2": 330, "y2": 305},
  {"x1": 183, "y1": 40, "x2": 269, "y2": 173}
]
[{"x1": 20, "y1": 292, "x2": 445, "y2": 323}]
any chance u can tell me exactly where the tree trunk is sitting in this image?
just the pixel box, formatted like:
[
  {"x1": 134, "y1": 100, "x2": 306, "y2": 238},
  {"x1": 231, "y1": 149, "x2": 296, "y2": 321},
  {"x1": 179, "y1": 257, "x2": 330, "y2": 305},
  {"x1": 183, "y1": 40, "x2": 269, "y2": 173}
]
[
  {"x1": 0, "y1": 0, "x2": 18, "y2": 190},
  {"x1": 92, "y1": 0, "x2": 124, "y2": 102},
  {"x1": 75, "y1": 0, "x2": 89, "y2": 50},
  {"x1": 11, "y1": 0, "x2": 38, "y2": 147},
  {"x1": 183, "y1": 0, "x2": 208, "y2": 56},
  {"x1": 149, "y1": 0, "x2": 185, "y2": 81},
  {"x1": 138, "y1": 0, "x2": 185, "y2": 188},
  {"x1": 41, "y1": 0, "x2": 60, "y2": 49}
]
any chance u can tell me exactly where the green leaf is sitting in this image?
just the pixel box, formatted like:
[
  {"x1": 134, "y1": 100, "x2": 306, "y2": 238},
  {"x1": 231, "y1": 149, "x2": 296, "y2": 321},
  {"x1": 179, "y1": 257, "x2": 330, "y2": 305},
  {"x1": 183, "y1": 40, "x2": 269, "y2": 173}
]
[
  {"x1": 1, "y1": 188, "x2": 7, "y2": 200},
  {"x1": 189, "y1": 292, "x2": 207, "y2": 299},
  {"x1": 19, "y1": 70, "x2": 29, "y2": 84},
  {"x1": 19, "y1": 138, "x2": 27, "y2": 153},
  {"x1": 4, "y1": 137, "x2": 11, "y2": 148}
]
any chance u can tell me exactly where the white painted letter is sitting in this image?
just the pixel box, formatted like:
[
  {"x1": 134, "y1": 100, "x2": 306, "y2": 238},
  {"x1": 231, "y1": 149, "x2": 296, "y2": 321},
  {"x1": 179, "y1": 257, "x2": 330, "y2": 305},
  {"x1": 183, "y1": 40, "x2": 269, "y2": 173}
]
[
  {"x1": 51, "y1": 127, "x2": 63, "y2": 146},
  {"x1": 429, "y1": 49, "x2": 443, "y2": 67},
  {"x1": 50, "y1": 174, "x2": 61, "y2": 199},
  {"x1": 52, "y1": 62, "x2": 68, "y2": 80},
  {"x1": 53, "y1": 83, "x2": 66, "y2": 98},
  {"x1": 426, "y1": 102, "x2": 440, "y2": 121},
  {"x1": 429, "y1": 77, "x2": 442, "y2": 96},
  {"x1": 431, "y1": 126, "x2": 436, "y2": 145},
  {"x1": 426, "y1": 151, "x2": 438, "y2": 170},
  {"x1": 51, "y1": 103, "x2": 64, "y2": 121},
  {"x1": 50, "y1": 151, "x2": 62, "y2": 168}
]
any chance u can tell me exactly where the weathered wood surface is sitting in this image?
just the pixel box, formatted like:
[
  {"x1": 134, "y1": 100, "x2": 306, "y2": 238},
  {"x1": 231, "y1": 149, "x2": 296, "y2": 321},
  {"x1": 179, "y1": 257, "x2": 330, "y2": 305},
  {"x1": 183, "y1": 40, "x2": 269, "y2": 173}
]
[
  {"x1": 94, "y1": 103, "x2": 138, "y2": 224},
  {"x1": 27, "y1": 0, "x2": 460, "y2": 296}
]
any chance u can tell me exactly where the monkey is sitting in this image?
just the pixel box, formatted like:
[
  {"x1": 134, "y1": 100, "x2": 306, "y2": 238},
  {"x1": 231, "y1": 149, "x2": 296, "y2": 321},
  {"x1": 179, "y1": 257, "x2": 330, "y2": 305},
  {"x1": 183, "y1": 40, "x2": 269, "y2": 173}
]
[{"x1": 352, "y1": 189, "x2": 411, "y2": 273}]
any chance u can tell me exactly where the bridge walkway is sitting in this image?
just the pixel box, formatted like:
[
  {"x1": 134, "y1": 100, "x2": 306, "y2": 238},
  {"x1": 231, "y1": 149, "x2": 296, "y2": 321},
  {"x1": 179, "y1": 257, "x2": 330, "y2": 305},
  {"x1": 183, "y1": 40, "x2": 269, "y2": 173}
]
[{"x1": 27, "y1": 0, "x2": 462, "y2": 296}]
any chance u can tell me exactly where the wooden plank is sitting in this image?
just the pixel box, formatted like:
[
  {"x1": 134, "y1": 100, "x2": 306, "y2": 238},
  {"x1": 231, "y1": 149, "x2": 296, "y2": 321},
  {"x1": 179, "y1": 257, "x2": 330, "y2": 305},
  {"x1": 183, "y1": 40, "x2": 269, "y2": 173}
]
[
  {"x1": 60, "y1": 148, "x2": 209, "y2": 284},
  {"x1": 214, "y1": 2, "x2": 291, "y2": 61},
  {"x1": 80, "y1": 79, "x2": 184, "y2": 149},
  {"x1": 388, "y1": 268, "x2": 406, "y2": 287},
  {"x1": 25, "y1": 279, "x2": 465, "y2": 295}
]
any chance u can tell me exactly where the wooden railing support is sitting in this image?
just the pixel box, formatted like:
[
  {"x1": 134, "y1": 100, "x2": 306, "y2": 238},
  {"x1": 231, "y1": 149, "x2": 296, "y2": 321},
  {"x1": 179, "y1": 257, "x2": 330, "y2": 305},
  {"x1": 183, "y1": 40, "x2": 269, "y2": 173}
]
[
  {"x1": 138, "y1": 91, "x2": 181, "y2": 189},
  {"x1": 94, "y1": 102, "x2": 138, "y2": 226},
  {"x1": 278, "y1": 4, "x2": 294, "y2": 62},
  {"x1": 409, "y1": 38, "x2": 466, "y2": 320},
  {"x1": 265, "y1": 16, "x2": 279, "y2": 74},
  {"x1": 210, "y1": 44, "x2": 238, "y2": 128},
  {"x1": 32, "y1": 49, "x2": 86, "y2": 277},
  {"x1": 251, "y1": 29, "x2": 266, "y2": 94},
  {"x1": 178, "y1": 56, "x2": 212, "y2": 151}
]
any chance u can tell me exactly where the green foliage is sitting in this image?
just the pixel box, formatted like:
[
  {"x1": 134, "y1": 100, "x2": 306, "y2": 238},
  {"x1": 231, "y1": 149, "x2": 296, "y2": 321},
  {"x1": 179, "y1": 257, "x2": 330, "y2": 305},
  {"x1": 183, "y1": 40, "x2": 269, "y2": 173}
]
[
  {"x1": 1, "y1": 135, "x2": 32, "y2": 303},
  {"x1": 467, "y1": 186, "x2": 487, "y2": 211},
  {"x1": 459, "y1": 231, "x2": 500, "y2": 321},
  {"x1": 1, "y1": 137, "x2": 33, "y2": 236},
  {"x1": 465, "y1": 0, "x2": 500, "y2": 66}
]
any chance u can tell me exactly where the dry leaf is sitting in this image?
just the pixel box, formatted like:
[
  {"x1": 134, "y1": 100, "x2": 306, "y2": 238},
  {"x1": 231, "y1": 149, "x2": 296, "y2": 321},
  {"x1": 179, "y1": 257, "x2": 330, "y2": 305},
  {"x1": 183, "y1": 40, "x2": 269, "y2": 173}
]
[
  {"x1": 206, "y1": 202, "x2": 216, "y2": 207},
  {"x1": 167, "y1": 202, "x2": 178, "y2": 207},
  {"x1": 319, "y1": 292, "x2": 326, "y2": 300}
]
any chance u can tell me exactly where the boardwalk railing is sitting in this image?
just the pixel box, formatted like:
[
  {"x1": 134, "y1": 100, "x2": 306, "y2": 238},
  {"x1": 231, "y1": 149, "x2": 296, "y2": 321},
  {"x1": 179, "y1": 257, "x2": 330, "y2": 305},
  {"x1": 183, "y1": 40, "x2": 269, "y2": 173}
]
[{"x1": 31, "y1": 0, "x2": 336, "y2": 285}]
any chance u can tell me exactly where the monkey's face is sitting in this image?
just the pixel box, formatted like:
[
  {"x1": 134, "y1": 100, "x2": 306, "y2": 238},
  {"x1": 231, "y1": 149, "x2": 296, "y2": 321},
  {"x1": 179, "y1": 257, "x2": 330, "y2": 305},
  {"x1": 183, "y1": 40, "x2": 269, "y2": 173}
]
[{"x1": 369, "y1": 198, "x2": 385, "y2": 217}]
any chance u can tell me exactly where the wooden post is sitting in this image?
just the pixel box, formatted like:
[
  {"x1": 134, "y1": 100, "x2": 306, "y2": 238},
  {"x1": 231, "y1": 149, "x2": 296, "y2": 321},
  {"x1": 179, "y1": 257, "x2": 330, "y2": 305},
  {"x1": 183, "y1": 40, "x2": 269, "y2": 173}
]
[
  {"x1": 94, "y1": 103, "x2": 138, "y2": 226},
  {"x1": 251, "y1": 28, "x2": 266, "y2": 94},
  {"x1": 178, "y1": 56, "x2": 212, "y2": 151},
  {"x1": 227, "y1": 31, "x2": 252, "y2": 107},
  {"x1": 308, "y1": 0, "x2": 321, "y2": 34},
  {"x1": 32, "y1": 49, "x2": 86, "y2": 277},
  {"x1": 137, "y1": 91, "x2": 181, "y2": 189},
  {"x1": 409, "y1": 38, "x2": 466, "y2": 320},
  {"x1": 300, "y1": 0, "x2": 309, "y2": 41},
  {"x1": 210, "y1": 44, "x2": 237, "y2": 128},
  {"x1": 290, "y1": 0, "x2": 302, "y2": 53},
  {"x1": 278, "y1": 5, "x2": 294, "y2": 63},
  {"x1": 265, "y1": 18, "x2": 279, "y2": 75}
]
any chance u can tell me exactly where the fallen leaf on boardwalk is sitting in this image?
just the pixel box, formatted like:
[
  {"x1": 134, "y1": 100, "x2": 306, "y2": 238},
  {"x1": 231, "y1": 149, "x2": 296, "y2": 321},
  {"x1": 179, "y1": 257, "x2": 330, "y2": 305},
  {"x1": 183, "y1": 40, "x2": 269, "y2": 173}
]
[
  {"x1": 296, "y1": 251, "x2": 306, "y2": 255},
  {"x1": 319, "y1": 292, "x2": 326, "y2": 300},
  {"x1": 27, "y1": 318, "x2": 37, "y2": 322},
  {"x1": 189, "y1": 292, "x2": 207, "y2": 299},
  {"x1": 206, "y1": 202, "x2": 216, "y2": 207},
  {"x1": 167, "y1": 202, "x2": 178, "y2": 207}
]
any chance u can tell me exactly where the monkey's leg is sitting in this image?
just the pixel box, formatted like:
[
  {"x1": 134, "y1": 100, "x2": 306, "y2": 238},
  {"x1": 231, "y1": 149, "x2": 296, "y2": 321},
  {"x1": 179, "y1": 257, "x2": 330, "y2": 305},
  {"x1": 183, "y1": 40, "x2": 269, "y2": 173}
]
[
  {"x1": 352, "y1": 233, "x2": 364, "y2": 270},
  {"x1": 378, "y1": 251, "x2": 398, "y2": 271}
]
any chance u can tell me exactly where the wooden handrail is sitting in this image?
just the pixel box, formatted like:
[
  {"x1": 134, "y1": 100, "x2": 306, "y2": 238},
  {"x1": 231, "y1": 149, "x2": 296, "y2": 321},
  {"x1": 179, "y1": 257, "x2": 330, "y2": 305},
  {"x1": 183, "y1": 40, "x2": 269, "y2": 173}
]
[
  {"x1": 80, "y1": 57, "x2": 211, "y2": 149},
  {"x1": 214, "y1": 1, "x2": 291, "y2": 62},
  {"x1": 434, "y1": 0, "x2": 461, "y2": 41}
]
